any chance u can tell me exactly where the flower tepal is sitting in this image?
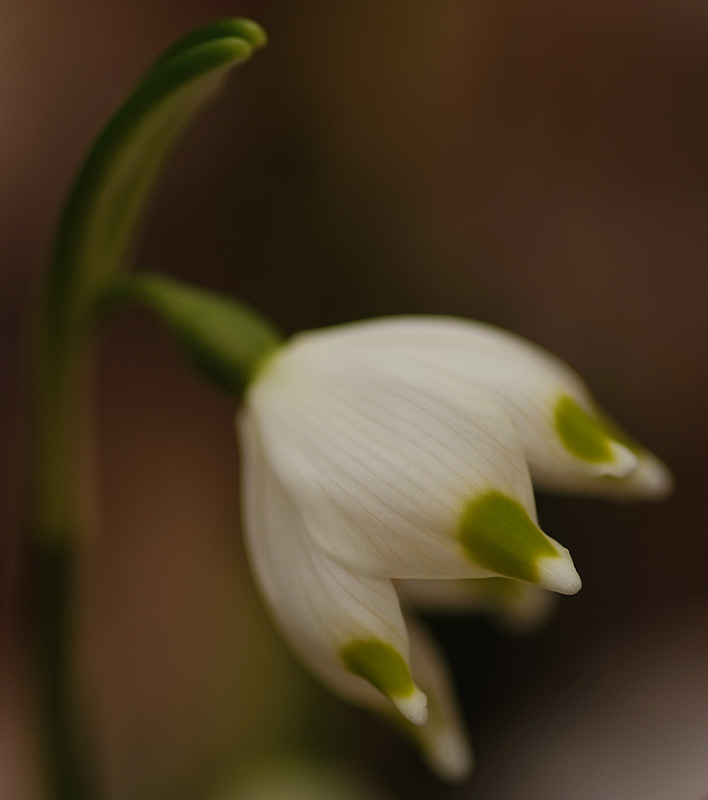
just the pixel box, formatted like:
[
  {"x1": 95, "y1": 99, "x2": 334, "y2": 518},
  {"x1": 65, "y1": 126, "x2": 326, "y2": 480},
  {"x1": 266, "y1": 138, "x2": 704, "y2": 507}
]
[{"x1": 238, "y1": 316, "x2": 671, "y2": 779}]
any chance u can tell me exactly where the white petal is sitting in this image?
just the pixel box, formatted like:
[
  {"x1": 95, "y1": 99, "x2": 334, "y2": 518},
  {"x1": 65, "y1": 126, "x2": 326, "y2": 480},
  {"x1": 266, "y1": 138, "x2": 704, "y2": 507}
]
[
  {"x1": 298, "y1": 316, "x2": 670, "y2": 500},
  {"x1": 306, "y1": 613, "x2": 474, "y2": 782},
  {"x1": 398, "y1": 577, "x2": 556, "y2": 633},
  {"x1": 536, "y1": 447, "x2": 674, "y2": 501},
  {"x1": 401, "y1": 620, "x2": 474, "y2": 781},
  {"x1": 247, "y1": 335, "x2": 579, "y2": 593},
  {"x1": 239, "y1": 416, "x2": 427, "y2": 724}
]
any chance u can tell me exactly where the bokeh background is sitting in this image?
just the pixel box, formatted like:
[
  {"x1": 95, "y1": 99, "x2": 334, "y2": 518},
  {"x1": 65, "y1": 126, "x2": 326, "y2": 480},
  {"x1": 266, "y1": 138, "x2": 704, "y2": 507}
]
[{"x1": 2, "y1": 2, "x2": 708, "y2": 799}]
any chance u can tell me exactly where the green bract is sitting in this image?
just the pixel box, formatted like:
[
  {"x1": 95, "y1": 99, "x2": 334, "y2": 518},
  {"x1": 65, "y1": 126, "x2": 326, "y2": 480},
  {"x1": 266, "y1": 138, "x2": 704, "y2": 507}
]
[
  {"x1": 46, "y1": 18, "x2": 267, "y2": 345},
  {"x1": 32, "y1": 19, "x2": 269, "y2": 543}
]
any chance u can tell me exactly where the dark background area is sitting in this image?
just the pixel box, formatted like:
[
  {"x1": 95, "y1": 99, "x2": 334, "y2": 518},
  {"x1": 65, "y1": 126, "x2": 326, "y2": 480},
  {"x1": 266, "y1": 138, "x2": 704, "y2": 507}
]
[{"x1": 2, "y1": 2, "x2": 708, "y2": 799}]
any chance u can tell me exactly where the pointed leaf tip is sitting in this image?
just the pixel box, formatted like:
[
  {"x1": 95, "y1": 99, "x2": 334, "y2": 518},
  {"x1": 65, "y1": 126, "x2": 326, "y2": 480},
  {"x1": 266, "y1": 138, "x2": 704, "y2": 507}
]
[
  {"x1": 46, "y1": 17, "x2": 268, "y2": 347},
  {"x1": 155, "y1": 18, "x2": 267, "y2": 65}
]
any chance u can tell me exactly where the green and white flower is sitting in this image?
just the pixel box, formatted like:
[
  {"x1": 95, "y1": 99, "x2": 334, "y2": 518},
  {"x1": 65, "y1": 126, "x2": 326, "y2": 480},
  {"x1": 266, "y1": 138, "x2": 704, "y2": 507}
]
[
  {"x1": 238, "y1": 316, "x2": 671, "y2": 780},
  {"x1": 35, "y1": 13, "x2": 672, "y2": 784}
]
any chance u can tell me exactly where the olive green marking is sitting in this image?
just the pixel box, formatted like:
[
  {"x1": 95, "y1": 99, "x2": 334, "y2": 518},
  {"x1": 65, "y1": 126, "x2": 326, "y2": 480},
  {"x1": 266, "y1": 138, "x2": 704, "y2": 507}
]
[
  {"x1": 459, "y1": 491, "x2": 558, "y2": 583},
  {"x1": 341, "y1": 639, "x2": 415, "y2": 699},
  {"x1": 554, "y1": 395, "x2": 615, "y2": 462}
]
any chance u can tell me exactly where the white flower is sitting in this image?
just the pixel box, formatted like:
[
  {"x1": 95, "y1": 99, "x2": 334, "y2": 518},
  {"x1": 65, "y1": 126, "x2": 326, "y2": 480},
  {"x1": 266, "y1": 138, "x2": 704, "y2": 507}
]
[{"x1": 238, "y1": 316, "x2": 671, "y2": 780}]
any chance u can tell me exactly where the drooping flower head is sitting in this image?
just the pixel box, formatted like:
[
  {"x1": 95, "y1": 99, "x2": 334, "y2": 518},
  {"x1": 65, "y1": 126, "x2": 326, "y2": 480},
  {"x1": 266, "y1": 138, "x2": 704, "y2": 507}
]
[{"x1": 239, "y1": 316, "x2": 671, "y2": 779}]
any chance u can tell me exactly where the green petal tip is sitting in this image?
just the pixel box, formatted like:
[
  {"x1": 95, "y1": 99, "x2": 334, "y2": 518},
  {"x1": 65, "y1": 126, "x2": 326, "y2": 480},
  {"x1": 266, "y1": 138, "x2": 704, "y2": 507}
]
[
  {"x1": 341, "y1": 639, "x2": 427, "y2": 725},
  {"x1": 459, "y1": 491, "x2": 581, "y2": 594}
]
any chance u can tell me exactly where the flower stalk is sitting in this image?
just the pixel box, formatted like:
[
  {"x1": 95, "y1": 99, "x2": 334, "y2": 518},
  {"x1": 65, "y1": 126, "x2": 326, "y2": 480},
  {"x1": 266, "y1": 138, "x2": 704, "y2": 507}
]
[
  {"x1": 26, "y1": 20, "x2": 268, "y2": 798},
  {"x1": 101, "y1": 273, "x2": 281, "y2": 396}
]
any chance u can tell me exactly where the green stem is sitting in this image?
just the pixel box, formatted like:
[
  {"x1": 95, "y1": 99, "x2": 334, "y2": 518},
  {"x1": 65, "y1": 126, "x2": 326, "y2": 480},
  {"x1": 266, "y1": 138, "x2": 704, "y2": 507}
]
[
  {"x1": 25, "y1": 19, "x2": 267, "y2": 798},
  {"x1": 29, "y1": 332, "x2": 97, "y2": 800},
  {"x1": 34, "y1": 544, "x2": 92, "y2": 800}
]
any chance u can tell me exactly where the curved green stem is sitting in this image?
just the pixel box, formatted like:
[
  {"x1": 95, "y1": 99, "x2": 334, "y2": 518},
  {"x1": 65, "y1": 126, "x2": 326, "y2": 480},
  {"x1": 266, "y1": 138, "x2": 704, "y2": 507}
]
[
  {"x1": 27, "y1": 19, "x2": 267, "y2": 799},
  {"x1": 32, "y1": 17, "x2": 267, "y2": 546}
]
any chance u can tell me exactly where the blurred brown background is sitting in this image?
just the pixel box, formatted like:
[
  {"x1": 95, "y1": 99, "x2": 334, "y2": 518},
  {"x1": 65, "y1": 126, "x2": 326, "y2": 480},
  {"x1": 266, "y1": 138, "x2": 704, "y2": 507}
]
[{"x1": 2, "y1": 2, "x2": 708, "y2": 799}]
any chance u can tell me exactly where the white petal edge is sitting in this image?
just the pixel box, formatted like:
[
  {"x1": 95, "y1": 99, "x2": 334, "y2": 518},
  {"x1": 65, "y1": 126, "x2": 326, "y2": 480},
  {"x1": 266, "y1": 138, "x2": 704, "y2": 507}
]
[
  {"x1": 246, "y1": 339, "x2": 575, "y2": 591},
  {"x1": 239, "y1": 414, "x2": 427, "y2": 725},
  {"x1": 286, "y1": 316, "x2": 670, "y2": 500},
  {"x1": 536, "y1": 449, "x2": 674, "y2": 501},
  {"x1": 403, "y1": 619, "x2": 474, "y2": 781}
]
